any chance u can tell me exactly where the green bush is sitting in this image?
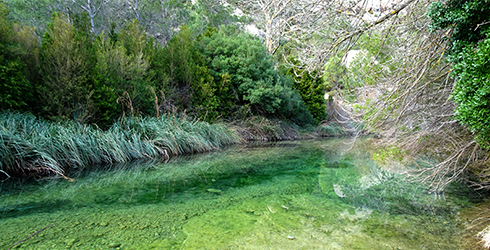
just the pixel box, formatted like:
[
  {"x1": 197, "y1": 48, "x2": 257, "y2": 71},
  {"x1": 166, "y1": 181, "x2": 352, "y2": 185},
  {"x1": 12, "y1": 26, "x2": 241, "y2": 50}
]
[
  {"x1": 451, "y1": 32, "x2": 490, "y2": 147},
  {"x1": 428, "y1": 0, "x2": 490, "y2": 60},
  {"x1": 197, "y1": 26, "x2": 315, "y2": 123},
  {"x1": 157, "y1": 25, "x2": 220, "y2": 120},
  {"x1": 285, "y1": 62, "x2": 327, "y2": 124},
  {"x1": 428, "y1": 0, "x2": 490, "y2": 147}
]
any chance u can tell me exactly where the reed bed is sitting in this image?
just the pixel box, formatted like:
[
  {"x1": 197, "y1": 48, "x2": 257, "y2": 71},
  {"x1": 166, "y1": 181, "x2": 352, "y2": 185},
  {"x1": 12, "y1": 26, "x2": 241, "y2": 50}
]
[
  {"x1": 114, "y1": 115, "x2": 240, "y2": 156},
  {"x1": 316, "y1": 123, "x2": 350, "y2": 137},
  {"x1": 0, "y1": 112, "x2": 240, "y2": 178},
  {"x1": 231, "y1": 116, "x2": 300, "y2": 141}
]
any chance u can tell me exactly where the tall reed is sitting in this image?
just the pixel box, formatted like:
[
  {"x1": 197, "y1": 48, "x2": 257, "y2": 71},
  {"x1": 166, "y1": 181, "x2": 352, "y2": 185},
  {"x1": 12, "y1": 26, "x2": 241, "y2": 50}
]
[
  {"x1": 231, "y1": 116, "x2": 300, "y2": 141},
  {"x1": 0, "y1": 112, "x2": 240, "y2": 178},
  {"x1": 316, "y1": 123, "x2": 350, "y2": 137}
]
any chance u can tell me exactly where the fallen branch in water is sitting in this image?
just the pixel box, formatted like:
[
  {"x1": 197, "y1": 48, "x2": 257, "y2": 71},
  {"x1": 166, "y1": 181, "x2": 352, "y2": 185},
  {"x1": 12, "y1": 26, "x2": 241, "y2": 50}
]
[{"x1": 9, "y1": 224, "x2": 54, "y2": 250}]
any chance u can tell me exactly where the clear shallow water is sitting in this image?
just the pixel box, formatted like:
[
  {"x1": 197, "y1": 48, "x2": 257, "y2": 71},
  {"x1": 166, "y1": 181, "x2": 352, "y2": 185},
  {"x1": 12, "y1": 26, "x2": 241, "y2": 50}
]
[{"x1": 0, "y1": 138, "x2": 474, "y2": 249}]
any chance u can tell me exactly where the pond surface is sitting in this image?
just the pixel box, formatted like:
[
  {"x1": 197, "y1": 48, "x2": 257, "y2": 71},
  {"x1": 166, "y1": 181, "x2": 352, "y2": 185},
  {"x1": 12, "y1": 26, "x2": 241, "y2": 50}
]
[{"x1": 0, "y1": 138, "x2": 475, "y2": 249}]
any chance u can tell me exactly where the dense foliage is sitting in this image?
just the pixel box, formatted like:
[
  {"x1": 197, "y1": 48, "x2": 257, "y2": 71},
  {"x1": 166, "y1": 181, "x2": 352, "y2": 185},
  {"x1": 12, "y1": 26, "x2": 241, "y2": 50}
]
[
  {"x1": 285, "y1": 64, "x2": 327, "y2": 124},
  {"x1": 0, "y1": 2, "x2": 35, "y2": 111},
  {"x1": 451, "y1": 32, "x2": 490, "y2": 147},
  {"x1": 428, "y1": 0, "x2": 490, "y2": 59},
  {"x1": 0, "y1": 0, "x2": 323, "y2": 127},
  {"x1": 197, "y1": 27, "x2": 315, "y2": 123},
  {"x1": 3, "y1": 0, "x2": 237, "y2": 43},
  {"x1": 428, "y1": 0, "x2": 490, "y2": 147},
  {"x1": 39, "y1": 12, "x2": 95, "y2": 122}
]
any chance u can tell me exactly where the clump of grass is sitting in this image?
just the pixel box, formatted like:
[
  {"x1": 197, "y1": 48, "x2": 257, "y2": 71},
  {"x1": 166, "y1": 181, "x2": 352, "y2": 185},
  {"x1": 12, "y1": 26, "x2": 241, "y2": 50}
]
[
  {"x1": 0, "y1": 133, "x2": 62, "y2": 177},
  {"x1": 231, "y1": 116, "x2": 300, "y2": 141},
  {"x1": 113, "y1": 115, "x2": 240, "y2": 156},
  {"x1": 0, "y1": 112, "x2": 240, "y2": 178},
  {"x1": 316, "y1": 123, "x2": 349, "y2": 137}
]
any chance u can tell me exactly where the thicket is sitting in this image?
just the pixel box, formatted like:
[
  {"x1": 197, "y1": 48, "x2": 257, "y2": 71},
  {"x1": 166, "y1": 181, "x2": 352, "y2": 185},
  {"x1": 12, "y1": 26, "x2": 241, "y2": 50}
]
[
  {"x1": 0, "y1": 1, "x2": 321, "y2": 128},
  {"x1": 196, "y1": 26, "x2": 316, "y2": 124},
  {"x1": 331, "y1": 0, "x2": 490, "y2": 193}
]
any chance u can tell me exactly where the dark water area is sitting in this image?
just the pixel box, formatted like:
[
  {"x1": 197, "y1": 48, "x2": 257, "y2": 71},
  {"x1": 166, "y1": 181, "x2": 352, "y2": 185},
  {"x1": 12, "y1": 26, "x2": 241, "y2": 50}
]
[{"x1": 0, "y1": 138, "x2": 476, "y2": 249}]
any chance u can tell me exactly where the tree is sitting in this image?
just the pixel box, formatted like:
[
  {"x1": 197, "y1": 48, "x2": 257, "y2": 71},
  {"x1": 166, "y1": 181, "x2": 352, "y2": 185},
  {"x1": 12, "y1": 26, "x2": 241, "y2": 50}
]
[
  {"x1": 127, "y1": 0, "x2": 141, "y2": 21},
  {"x1": 451, "y1": 34, "x2": 490, "y2": 148},
  {"x1": 110, "y1": 0, "x2": 191, "y2": 43},
  {"x1": 197, "y1": 26, "x2": 277, "y2": 114},
  {"x1": 4, "y1": 0, "x2": 67, "y2": 34},
  {"x1": 239, "y1": 0, "x2": 332, "y2": 55},
  {"x1": 160, "y1": 25, "x2": 218, "y2": 117},
  {"x1": 238, "y1": 0, "x2": 417, "y2": 71},
  {"x1": 74, "y1": 0, "x2": 107, "y2": 33},
  {"x1": 332, "y1": 0, "x2": 490, "y2": 192},
  {"x1": 186, "y1": 0, "x2": 239, "y2": 36},
  {"x1": 0, "y1": 58, "x2": 31, "y2": 111},
  {"x1": 39, "y1": 12, "x2": 95, "y2": 122},
  {"x1": 428, "y1": 0, "x2": 490, "y2": 60},
  {"x1": 96, "y1": 19, "x2": 153, "y2": 117},
  {"x1": 286, "y1": 65, "x2": 326, "y2": 124},
  {"x1": 0, "y1": 1, "x2": 37, "y2": 111},
  {"x1": 197, "y1": 26, "x2": 314, "y2": 122}
]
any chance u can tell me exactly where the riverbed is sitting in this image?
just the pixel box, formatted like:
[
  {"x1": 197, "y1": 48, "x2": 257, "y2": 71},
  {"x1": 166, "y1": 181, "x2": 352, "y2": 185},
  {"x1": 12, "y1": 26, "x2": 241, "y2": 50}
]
[{"x1": 0, "y1": 138, "x2": 475, "y2": 249}]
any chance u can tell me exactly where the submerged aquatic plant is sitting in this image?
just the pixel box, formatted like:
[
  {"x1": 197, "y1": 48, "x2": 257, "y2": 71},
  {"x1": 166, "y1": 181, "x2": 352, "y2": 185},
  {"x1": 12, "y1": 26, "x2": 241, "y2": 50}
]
[{"x1": 0, "y1": 112, "x2": 240, "y2": 177}]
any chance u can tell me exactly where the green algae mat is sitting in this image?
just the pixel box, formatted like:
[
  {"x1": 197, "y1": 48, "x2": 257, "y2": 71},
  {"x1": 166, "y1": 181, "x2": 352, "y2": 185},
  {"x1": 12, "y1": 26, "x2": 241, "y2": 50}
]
[{"x1": 0, "y1": 139, "x2": 474, "y2": 249}]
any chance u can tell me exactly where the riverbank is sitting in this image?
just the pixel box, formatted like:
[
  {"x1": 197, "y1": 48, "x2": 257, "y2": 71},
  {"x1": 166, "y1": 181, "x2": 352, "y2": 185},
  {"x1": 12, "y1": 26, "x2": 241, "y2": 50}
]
[{"x1": 0, "y1": 112, "x2": 349, "y2": 180}]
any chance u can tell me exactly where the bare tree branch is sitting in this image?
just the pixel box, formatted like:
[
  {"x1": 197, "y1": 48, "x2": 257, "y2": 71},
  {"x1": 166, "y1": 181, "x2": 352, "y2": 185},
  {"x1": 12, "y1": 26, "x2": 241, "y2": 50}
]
[{"x1": 74, "y1": 0, "x2": 107, "y2": 33}]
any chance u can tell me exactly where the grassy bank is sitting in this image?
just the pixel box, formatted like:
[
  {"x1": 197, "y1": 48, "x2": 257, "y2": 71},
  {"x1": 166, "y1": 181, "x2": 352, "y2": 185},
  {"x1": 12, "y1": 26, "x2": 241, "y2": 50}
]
[
  {"x1": 0, "y1": 112, "x2": 239, "y2": 179},
  {"x1": 0, "y1": 112, "x2": 349, "y2": 179},
  {"x1": 231, "y1": 116, "x2": 301, "y2": 141},
  {"x1": 316, "y1": 123, "x2": 350, "y2": 137}
]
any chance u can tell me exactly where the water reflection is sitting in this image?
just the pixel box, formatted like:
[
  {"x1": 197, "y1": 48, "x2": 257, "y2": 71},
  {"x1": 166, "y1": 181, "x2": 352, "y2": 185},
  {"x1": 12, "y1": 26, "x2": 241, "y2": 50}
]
[{"x1": 0, "y1": 138, "x2": 475, "y2": 249}]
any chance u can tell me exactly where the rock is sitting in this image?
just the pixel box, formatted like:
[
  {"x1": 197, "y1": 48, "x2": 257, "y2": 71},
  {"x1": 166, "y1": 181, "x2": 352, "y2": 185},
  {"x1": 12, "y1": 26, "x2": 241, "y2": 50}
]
[
  {"x1": 64, "y1": 238, "x2": 76, "y2": 245},
  {"x1": 108, "y1": 242, "x2": 121, "y2": 248},
  {"x1": 206, "y1": 188, "x2": 223, "y2": 195},
  {"x1": 287, "y1": 236, "x2": 295, "y2": 240}
]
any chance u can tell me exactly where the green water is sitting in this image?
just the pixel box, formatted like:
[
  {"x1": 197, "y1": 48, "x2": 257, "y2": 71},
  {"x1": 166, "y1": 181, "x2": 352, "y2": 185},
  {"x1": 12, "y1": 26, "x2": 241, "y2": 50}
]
[{"x1": 0, "y1": 139, "x2": 474, "y2": 249}]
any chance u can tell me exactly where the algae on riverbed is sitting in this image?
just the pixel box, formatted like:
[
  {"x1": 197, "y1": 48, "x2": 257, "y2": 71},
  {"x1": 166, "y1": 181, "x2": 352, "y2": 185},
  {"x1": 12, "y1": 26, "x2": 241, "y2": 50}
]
[{"x1": 0, "y1": 139, "x2": 473, "y2": 249}]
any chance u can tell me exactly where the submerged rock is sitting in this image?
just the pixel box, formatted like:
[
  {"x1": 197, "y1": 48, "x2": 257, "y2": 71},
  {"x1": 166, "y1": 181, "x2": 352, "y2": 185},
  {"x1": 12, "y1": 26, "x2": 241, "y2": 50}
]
[
  {"x1": 108, "y1": 242, "x2": 121, "y2": 248},
  {"x1": 206, "y1": 188, "x2": 223, "y2": 195}
]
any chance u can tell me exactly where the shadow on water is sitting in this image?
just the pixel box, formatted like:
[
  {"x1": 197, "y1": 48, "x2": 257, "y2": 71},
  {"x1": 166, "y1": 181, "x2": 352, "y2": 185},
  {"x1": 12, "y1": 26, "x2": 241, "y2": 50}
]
[{"x1": 0, "y1": 138, "x2": 480, "y2": 249}]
